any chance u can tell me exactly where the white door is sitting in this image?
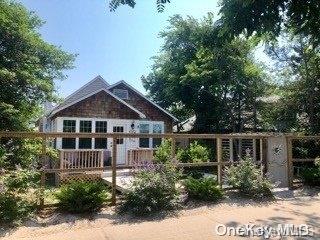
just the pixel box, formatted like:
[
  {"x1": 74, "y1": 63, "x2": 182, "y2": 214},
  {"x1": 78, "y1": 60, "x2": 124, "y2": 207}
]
[{"x1": 112, "y1": 125, "x2": 126, "y2": 165}]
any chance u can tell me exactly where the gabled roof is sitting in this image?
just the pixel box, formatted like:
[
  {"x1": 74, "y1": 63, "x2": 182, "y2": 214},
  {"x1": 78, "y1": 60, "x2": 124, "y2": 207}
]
[
  {"x1": 49, "y1": 88, "x2": 146, "y2": 118},
  {"x1": 108, "y1": 80, "x2": 179, "y2": 122},
  {"x1": 57, "y1": 75, "x2": 109, "y2": 110},
  {"x1": 48, "y1": 76, "x2": 178, "y2": 121}
]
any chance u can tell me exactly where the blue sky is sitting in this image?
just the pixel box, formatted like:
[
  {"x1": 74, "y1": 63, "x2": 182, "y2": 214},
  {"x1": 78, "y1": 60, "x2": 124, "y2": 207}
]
[{"x1": 20, "y1": 0, "x2": 221, "y2": 97}]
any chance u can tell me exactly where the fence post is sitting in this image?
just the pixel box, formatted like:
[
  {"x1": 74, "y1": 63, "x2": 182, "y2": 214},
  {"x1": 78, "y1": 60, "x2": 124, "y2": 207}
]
[
  {"x1": 286, "y1": 137, "x2": 293, "y2": 189},
  {"x1": 171, "y1": 137, "x2": 176, "y2": 163},
  {"x1": 111, "y1": 137, "x2": 117, "y2": 205},
  {"x1": 216, "y1": 137, "x2": 222, "y2": 187},
  {"x1": 40, "y1": 137, "x2": 47, "y2": 209}
]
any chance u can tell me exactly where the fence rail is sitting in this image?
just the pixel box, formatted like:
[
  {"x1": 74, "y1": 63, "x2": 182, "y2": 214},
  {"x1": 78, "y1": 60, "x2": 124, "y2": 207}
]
[{"x1": 3, "y1": 131, "x2": 315, "y2": 206}]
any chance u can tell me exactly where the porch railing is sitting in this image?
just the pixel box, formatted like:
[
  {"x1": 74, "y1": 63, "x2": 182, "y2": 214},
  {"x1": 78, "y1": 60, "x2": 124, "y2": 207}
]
[
  {"x1": 127, "y1": 148, "x2": 154, "y2": 165},
  {"x1": 59, "y1": 149, "x2": 104, "y2": 170}
]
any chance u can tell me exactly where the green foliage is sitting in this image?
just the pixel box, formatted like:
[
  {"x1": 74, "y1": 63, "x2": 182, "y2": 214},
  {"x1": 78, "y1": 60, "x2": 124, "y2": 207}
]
[
  {"x1": 225, "y1": 157, "x2": 273, "y2": 198},
  {"x1": 219, "y1": 0, "x2": 320, "y2": 46},
  {"x1": 0, "y1": 0, "x2": 75, "y2": 132},
  {"x1": 184, "y1": 177, "x2": 223, "y2": 201},
  {"x1": 0, "y1": 168, "x2": 40, "y2": 224},
  {"x1": 154, "y1": 139, "x2": 172, "y2": 163},
  {"x1": 109, "y1": 0, "x2": 170, "y2": 12},
  {"x1": 263, "y1": 33, "x2": 320, "y2": 133},
  {"x1": 177, "y1": 141, "x2": 210, "y2": 163},
  {"x1": 300, "y1": 157, "x2": 320, "y2": 186},
  {"x1": 142, "y1": 14, "x2": 268, "y2": 133},
  {"x1": 55, "y1": 181, "x2": 110, "y2": 213},
  {"x1": 119, "y1": 163, "x2": 181, "y2": 216},
  {"x1": 0, "y1": 193, "x2": 35, "y2": 224}
]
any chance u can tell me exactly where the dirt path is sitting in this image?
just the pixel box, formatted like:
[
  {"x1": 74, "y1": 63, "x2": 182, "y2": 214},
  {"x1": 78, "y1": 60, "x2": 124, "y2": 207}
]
[{"x1": 2, "y1": 189, "x2": 320, "y2": 240}]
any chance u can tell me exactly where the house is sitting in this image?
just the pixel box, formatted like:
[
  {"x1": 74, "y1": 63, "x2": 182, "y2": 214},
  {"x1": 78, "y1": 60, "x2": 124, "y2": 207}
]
[{"x1": 41, "y1": 75, "x2": 178, "y2": 166}]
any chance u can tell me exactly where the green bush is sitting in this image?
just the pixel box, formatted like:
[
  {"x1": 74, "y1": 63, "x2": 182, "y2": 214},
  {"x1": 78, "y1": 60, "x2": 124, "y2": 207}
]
[
  {"x1": 225, "y1": 157, "x2": 273, "y2": 198},
  {"x1": 184, "y1": 177, "x2": 223, "y2": 201},
  {"x1": 55, "y1": 181, "x2": 110, "y2": 213},
  {"x1": 119, "y1": 163, "x2": 181, "y2": 216},
  {"x1": 177, "y1": 141, "x2": 210, "y2": 163},
  {"x1": 154, "y1": 139, "x2": 172, "y2": 163},
  {"x1": 300, "y1": 157, "x2": 320, "y2": 186},
  {"x1": 0, "y1": 168, "x2": 39, "y2": 224},
  {"x1": 0, "y1": 193, "x2": 35, "y2": 224}
]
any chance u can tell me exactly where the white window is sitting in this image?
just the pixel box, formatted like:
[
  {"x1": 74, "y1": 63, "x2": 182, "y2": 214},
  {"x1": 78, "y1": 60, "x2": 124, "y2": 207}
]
[
  {"x1": 113, "y1": 89, "x2": 129, "y2": 100},
  {"x1": 152, "y1": 123, "x2": 163, "y2": 148}
]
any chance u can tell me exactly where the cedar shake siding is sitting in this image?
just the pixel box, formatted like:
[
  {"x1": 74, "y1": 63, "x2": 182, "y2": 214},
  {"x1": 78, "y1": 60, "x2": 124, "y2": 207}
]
[
  {"x1": 52, "y1": 91, "x2": 140, "y2": 120},
  {"x1": 109, "y1": 83, "x2": 173, "y2": 132}
]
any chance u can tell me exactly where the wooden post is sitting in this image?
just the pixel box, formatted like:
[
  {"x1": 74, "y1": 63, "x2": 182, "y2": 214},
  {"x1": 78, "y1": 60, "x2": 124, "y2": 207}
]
[
  {"x1": 252, "y1": 139, "x2": 257, "y2": 161},
  {"x1": 100, "y1": 150, "x2": 104, "y2": 168},
  {"x1": 171, "y1": 137, "x2": 176, "y2": 163},
  {"x1": 216, "y1": 138, "x2": 222, "y2": 187},
  {"x1": 259, "y1": 138, "x2": 264, "y2": 175},
  {"x1": 40, "y1": 137, "x2": 46, "y2": 208},
  {"x1": 229, "y1": 138, "x2": 233, "y2": 162},
  {"x1": 286, "y1": 137, "x2": 293, "y2": 189},
  {"x1": 111, "y1": 137, "x2": 117, "y2": 205}
]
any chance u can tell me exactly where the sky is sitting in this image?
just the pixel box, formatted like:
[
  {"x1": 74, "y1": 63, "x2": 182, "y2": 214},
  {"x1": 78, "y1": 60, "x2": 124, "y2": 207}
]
[{"x1": 20, "y1": 0, "x2": 221, "y2": 97}]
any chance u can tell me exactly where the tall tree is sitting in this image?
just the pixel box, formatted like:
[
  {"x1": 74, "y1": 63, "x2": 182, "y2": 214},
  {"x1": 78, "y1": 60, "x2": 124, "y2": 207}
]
[
  {"x1": 265, "y1": 33, "x2": 320, "y2": 133},
  {"x1": 142, "y1": 14, "x2": 268, "y2": 133},
  {"x1": 0, "y1": 0, "x2": 75, "y2": 131}
]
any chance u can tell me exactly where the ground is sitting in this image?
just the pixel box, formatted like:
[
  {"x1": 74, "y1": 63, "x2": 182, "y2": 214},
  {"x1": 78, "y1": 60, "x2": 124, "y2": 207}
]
[{"x1": 1, "y1": 188, "x2": 319, "y2": 240}]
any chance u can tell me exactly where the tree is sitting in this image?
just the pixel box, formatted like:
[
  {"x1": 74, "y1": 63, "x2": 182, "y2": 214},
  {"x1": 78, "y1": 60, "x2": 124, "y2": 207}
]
[
  {"x1": 219, "y1": 0, "x2": 320, "y2": 46},
  {"x1": 0, "y1": 0, "x2": 75, "y2": 168},
  {"x1": 265, "y1": 33, "x2": 320, "y2": 133},
  {"x1": 142, "y1": 14, "x2": 269, "y2": 133},
  {"x1": 0, "y1": 0, "x2": 75, "y2": 131}
]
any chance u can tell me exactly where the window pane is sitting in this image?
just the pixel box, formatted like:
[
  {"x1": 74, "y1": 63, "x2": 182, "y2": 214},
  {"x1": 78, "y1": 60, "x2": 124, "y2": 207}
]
[
  {"x1": 62, "y1": 138, "x2": 76, "y2": 149},
  {"x1": 63, "y1": 120, "x2": 76, "y2": 132},
  {"x1": 152, "y1": 123, "x2": 162, "y2": 148},
  {"x1": 139, "y1": 138, "x2": 149, "y2": 148},
  {"x1": 80, "y1": 121, "x2": 92, "y2": 133},
  {"x1": 95, "y1": 138, "x2": 107, "y2": 149},
  {"x1": 139, "y1": 123, "x2": 150, "y2": 148},
  {"x1": 79, "y1": 138, "x2": 92, "y2": 149},
  {"x1": 113, "y1": 89, "x2": 128, "y2": 100},
  {"x1": 95, "y1": 121, "x2": 107, "y2": 133}
]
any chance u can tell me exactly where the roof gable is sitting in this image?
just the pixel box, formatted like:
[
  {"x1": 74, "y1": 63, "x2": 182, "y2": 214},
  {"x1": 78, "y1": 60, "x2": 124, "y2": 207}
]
[
  {"x1": 108, "y1": 80, "x2": 178, "y2": 122},
  {"x1": 57, "y1": 75, "x2": 109, "y2": 110}
]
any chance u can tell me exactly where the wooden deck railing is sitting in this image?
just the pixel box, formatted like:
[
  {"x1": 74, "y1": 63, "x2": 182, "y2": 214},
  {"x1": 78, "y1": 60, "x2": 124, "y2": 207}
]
[
  {"x1": 59, "y1": 149, "x2": 104, "y2": 170},
  {"x1": 127, "y1": 148, "x2": 154, "y2": 165}
]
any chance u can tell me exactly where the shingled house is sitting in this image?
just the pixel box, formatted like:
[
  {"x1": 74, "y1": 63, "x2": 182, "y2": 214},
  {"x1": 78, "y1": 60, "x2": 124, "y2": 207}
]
[{"x1": 40, "y1": 76, "x2": 178, "y2": 166}]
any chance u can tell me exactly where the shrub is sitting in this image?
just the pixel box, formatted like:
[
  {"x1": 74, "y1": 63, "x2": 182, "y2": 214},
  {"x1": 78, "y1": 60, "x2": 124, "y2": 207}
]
[
  {"x1": 300, "y1": 157, "x2": 320, "y2": 186},
  {"x1": 0, "y1": 168, "x2": 39, "y2": 224},
  {"x1": 225, "y1": 157, "x2": 273, "y2": 198},
  {"x1": 177, "y1": 141, "x2": 210, "y2": 163},
  {"x1": 184, "y1": 177, "x2": 223, "y2": 201},
  {"x1": 55, "y1": 181, "x2": 110, "y2": 213},
  {"x1": 0, "y1": 193, "x2": 35, "y2": 224},
  {"x1": 154, "y1": 139, "x2": 172, "y2": 163},
  {"x1": 119, "y1": 163, "x2": 181, "y2": 216}
]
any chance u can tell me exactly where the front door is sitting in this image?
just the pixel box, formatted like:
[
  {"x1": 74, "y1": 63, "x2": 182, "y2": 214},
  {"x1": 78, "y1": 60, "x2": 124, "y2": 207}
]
[{"x1": 112, "y1": 125, "x2": 126, "y2": 164}]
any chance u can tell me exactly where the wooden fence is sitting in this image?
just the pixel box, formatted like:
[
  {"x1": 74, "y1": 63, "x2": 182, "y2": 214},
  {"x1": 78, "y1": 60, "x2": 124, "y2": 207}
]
[
  {"x1": 0, "y1": 131, "x2": 270, "y2": 207},
  {"x1": 286, "y1": 135, "x2": 320, "y2": 188}
]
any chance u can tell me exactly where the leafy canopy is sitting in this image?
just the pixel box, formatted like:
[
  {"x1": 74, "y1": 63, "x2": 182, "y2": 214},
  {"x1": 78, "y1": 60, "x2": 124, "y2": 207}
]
[
  {"x1": 0, "y1": 0, "x2": 75, "y2": 131},
  {"x1": 142, "y1": 14, "x2": 268, "y2": 132},
  {"x1": 219, "y1": 0, "x2": 320, "y2": 45}
]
